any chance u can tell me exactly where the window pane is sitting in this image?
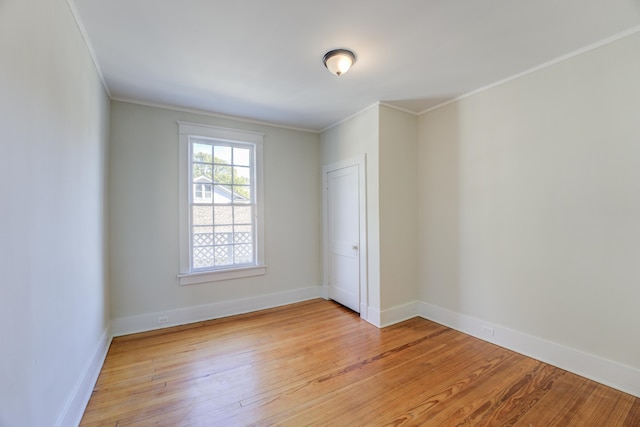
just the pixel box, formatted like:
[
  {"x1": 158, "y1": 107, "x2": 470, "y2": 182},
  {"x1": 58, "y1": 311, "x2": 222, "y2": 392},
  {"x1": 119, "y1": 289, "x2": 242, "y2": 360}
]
[
  {"x1": 233, "y1": 185, "x2": 251, "y2": 202},
  {"x1": 214, "y1": 146, "x2": 232, "y2": 164},
  {"x1": 192, "y1": 226, "x2": 213, "y2": 245},
  {"x1": 234, "y1": 206, "x2": 252, "y2": 225},
  {"x1": 234, "y1": 166, "x2": 250, "y2": 185},
  {"x1": 194, "y1": 184, "x2": 212, "y2": 203},
  {"x1": 214, "y1": 245, "x2": 233, "y2": 266},
  {"x1": 234, "y1": 244, "x2": 253, "y2": 264},
  {"x1": 213, "y1": 165, "x2": 232, "y2": 184},
  {"x1": 193, "y1": 246, "x2": 214, "y2": 269},
  {"x1": 234, "y1": 225, "x2": 253, "y2": 243},
  {"x1": 193, "y1": 164, "x2": 212, "y2": 180},
  {"x1": 192, "y1": 206, "x2": 212, "y2": 226},
  {"x1": 213, "y1": 229, "x2": 232, "y2": 246},
  {"x1": 212, "y1": 185, "x2": 232, "y2": 203},
  {"x1": 193, "y1": 142, "x2": 212, "y2": 162},
  {"x1": 233, "y1": 147, "x2": 251, "y2": 166},
  {"x1": 214, "y1": 205, "x2": 233, "y2": 225},
  {"x1": 213, "y1": 225, "x2": 232, "y2": 236},
  {"x1": 192, "y1": 225, "x2": 214, "y2": 269},
  {"x1": 184, "y1": 129, "x2": 260, "y2": 273}
]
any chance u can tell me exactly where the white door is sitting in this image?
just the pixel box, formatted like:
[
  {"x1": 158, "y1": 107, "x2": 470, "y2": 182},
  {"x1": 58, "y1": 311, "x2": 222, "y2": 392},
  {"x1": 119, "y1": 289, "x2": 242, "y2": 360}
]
[{"x1": 326, "y1": 165, "x2": 361, "y2": 312}]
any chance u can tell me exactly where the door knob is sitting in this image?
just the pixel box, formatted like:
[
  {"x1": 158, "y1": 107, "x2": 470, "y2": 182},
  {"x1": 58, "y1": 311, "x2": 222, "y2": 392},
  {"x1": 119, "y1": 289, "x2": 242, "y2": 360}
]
[{"x1": 352, "y1": 245, "x2": 359, "y2": 251}]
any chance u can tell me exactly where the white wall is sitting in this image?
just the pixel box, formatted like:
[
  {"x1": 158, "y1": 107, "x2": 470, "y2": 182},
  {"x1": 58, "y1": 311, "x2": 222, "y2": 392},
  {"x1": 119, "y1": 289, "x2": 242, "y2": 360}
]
[
  {"x1": 0, "y1": 0, "x2": 111, "y2": 425},
  {"x1": 379, "y1": 105, "x2": 419, "y2": 310},
  {"x1": 109, "y1": 101, "x2": 321, "y2": 329},
  {"x1": 418, "y1": 32, "x2": 640, "y2": 371}
]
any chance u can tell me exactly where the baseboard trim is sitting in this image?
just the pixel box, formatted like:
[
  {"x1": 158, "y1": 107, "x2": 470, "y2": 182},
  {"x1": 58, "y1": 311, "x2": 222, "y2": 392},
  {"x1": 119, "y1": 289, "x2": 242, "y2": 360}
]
[
  {"x1": 56, "y1": 322, "x2": 112, "y2": 427},
  {"x1": 379, "y1": 301, "x2": 419, "y2": 327},
  {"x1": 366, "y1": 306, "x2": 381, "y2": 327},
  {"x1": 111, "y1": 286, "x2": 324, "y2": 337},
  {"x1": 417, "y1": 301, "x2": 640, "y2": 398},
  {"x1": 363, "y1": 301, "x2": 417, "y2": 328}
]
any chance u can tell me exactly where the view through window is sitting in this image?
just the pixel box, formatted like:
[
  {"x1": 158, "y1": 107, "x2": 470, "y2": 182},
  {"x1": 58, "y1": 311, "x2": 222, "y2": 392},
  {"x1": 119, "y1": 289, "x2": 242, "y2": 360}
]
[{"x1": 190, "y1": 138, "x2": 255, "y2": 270}]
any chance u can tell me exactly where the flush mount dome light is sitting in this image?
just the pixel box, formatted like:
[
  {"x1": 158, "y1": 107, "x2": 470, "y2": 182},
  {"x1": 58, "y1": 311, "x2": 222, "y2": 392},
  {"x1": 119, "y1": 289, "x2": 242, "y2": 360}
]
[{"x1": 323, "y1": 49, "x2": 356, "y2": 76}]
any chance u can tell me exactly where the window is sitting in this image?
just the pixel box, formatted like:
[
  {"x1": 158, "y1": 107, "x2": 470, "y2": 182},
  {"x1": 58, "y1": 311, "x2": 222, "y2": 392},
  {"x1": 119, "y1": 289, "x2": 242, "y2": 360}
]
[{"x1": 178, "y1": 122, "x2": 265, "y2": 285}]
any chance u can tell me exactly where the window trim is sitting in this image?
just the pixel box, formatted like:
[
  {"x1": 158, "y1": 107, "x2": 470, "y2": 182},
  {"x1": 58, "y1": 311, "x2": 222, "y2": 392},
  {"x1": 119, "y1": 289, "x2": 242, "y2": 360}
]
[{"x1": 178, "y1": 122, "x2": 265, "y2": 285}]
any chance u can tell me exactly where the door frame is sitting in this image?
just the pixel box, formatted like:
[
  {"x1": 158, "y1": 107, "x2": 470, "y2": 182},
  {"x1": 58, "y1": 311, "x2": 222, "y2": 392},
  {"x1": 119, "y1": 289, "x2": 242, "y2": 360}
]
[{"x1": 322, "y1": 155, "x2": 368, "y2": 320}]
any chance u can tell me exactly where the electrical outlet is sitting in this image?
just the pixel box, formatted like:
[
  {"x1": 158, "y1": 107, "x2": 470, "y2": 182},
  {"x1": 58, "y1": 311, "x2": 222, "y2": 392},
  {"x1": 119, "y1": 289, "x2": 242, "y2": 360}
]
[
  {"x1": 481, "y1": 325, "x2": 495, "y2": 336},
  {"x1": 157, "y1": 316, "x2": 168, "y2": 324}
]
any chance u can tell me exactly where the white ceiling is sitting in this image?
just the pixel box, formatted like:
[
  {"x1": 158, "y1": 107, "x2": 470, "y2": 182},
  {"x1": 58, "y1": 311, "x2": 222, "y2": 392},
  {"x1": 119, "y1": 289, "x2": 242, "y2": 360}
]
[{"x1": 73, "y1": 0, "x2": 640, "y2": 131}]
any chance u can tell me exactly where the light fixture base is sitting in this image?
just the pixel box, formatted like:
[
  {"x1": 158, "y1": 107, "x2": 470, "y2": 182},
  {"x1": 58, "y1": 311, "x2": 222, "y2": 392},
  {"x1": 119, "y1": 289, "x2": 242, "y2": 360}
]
[{"x1": 323, "y1": 49, "x2": 356, "y2": 76}]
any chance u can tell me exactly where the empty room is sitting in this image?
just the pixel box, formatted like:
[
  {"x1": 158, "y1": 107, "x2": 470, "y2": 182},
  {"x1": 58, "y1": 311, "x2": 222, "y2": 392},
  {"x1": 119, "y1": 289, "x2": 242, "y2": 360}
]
[{"x1": 1, "y1": 0, "x2": 639, "y2": 426}]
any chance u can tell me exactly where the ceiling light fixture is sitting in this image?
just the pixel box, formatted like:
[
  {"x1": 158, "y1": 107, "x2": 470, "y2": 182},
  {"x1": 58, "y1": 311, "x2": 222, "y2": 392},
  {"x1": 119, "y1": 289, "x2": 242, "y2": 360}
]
[{"x1": 323, "y1": 49, "x2": 356, "y2": 76}]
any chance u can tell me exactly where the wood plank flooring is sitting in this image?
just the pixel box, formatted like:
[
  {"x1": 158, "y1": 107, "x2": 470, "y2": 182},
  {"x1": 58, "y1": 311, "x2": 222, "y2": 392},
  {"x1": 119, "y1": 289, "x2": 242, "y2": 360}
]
[{"x1": 81, "y1": 299, "x2": 640, "y2": 426}]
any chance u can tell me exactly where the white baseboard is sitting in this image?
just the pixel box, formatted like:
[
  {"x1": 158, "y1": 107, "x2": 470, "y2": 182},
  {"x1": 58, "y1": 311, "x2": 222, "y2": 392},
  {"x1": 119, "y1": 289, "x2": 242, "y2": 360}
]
[
  {"x1": 111, "y1": 286, "x2": 324, "y2": 337},
  {"x1": 56, "y1": 322, "x2": 112, "y2": 427},
  {"x1": 366, "y1": 306, "x2": 381, "y2": 327},
  {"x1": 373, "y1": 301, "x2": 418, "y2": 328},
  {"x1": 364, "y1": 301, "x2": 418, "y2": 328},
  {"x1": 417, "y1": 301, "x2": 640, "y2": 398}
]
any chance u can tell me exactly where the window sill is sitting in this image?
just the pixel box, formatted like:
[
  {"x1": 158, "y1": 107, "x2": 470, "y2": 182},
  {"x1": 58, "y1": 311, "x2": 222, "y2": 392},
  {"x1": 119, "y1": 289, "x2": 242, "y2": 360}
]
[{"x1": 178, "y1": 265, "x2": 267, "y2": 286}]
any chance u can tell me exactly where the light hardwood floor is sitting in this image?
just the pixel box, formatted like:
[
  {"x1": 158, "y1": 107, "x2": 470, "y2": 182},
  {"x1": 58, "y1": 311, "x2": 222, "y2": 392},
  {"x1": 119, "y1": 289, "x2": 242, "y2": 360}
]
[{"x1": 81, "y1": 299, "x2": 640, "y2": 426}]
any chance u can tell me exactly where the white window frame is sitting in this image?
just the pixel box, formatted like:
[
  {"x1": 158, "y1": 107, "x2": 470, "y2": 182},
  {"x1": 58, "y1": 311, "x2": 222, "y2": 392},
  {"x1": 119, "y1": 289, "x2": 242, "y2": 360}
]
[{"x1": 178, "y1": 122, "x2": 266, "y2": 285}]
